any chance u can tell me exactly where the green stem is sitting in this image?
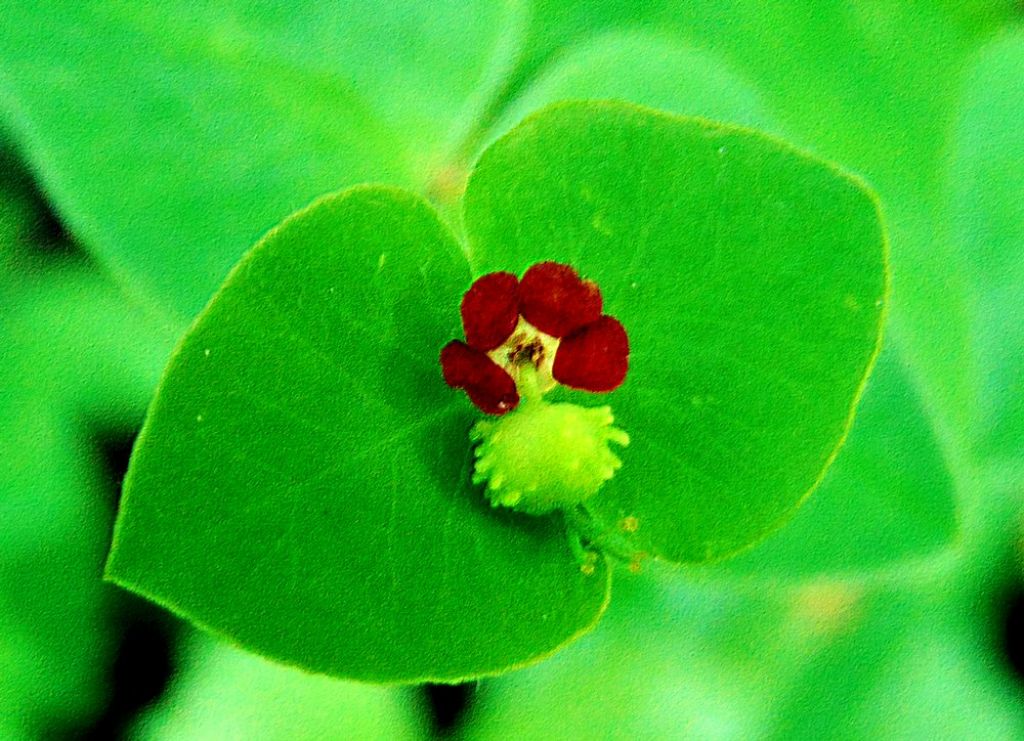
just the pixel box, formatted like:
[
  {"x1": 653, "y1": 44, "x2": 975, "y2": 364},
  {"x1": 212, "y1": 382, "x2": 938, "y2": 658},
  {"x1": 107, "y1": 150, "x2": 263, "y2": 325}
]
[
  {"x1": 564, "y1": 503, "x2": 643, "y2": 565},
  {"x1": 516, "y1": 363, "x2": 544, "y2": 405}
]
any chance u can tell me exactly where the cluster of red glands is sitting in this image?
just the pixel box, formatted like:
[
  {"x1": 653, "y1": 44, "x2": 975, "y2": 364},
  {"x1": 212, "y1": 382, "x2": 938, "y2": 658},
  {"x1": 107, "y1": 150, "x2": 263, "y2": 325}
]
[{"x1": 441, "y1": 262, "x2": 629, "y2": 414}]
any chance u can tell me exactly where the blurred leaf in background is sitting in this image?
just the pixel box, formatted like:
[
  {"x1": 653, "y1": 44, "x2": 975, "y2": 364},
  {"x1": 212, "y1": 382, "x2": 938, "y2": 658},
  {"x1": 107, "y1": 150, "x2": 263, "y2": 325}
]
[
  {"x1": 0, "y1": 138, "x2": 77, "y2": 294},
  {"x1": 466, "y1": 565, "x2": 1024, "y2": 739},
  {"x1": 134, "y1": 633, "x2": 420, "y2": 740},
  {"x1": 948, "y1": 30, "x2": 1024, "y2": 463},
  {"x1": 0, "y1": 190, "x2": 178, "y2": 735},
  {"x1": 0, "y1": 0, "x2": 528, "y2": 319}
]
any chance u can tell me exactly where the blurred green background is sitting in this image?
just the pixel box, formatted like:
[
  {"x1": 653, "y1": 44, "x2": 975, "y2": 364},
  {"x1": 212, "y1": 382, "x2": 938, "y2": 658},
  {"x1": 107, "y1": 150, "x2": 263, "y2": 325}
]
[{"x1": 1, "y1": 1, "x2": 1022, "y2": 738}]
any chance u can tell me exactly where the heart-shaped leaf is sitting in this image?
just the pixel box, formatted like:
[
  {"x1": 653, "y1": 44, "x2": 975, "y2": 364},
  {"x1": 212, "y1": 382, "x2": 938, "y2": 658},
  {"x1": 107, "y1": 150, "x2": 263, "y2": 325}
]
[
  {"x1": 107, "y1": 186, "x2": 611, "y2": 683},
  {"x1": 483, "y1": 35, "x2": 946, "y2": 577},
  {"x1": 464, "y1": 101, "x2": 888, "y2": 562}
]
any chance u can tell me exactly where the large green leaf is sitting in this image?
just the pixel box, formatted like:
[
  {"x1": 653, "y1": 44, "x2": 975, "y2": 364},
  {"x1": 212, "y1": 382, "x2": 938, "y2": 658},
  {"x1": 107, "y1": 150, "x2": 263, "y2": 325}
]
[
  {"x1": 948, "y1": 31, "x2": 1024, "y2": 461},
  {"x1": 485, "y1": 35, "x2": 955, "y2": 577},
  {"x1": 464, "y1": 101, "x2": 888, "y2": 562},
  {"x1": 107, "y1": 186, "x2": 611, "y2": 683},
  {"x1": 0, "y1": 0, "x2": 525, "y2": 318}
]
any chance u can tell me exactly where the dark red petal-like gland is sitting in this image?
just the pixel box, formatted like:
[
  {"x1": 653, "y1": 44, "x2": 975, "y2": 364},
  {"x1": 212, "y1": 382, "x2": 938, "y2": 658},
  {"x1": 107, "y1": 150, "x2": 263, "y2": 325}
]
[
  {"x1": 552, "y1": 316, "x2": 629, "y2": 392},
  {"x1": 519, "y1": 261, "x2": 602, "y2": 338},
  {"x1": 440, "y1": 340, "x2": 520, "y2": 415},
  {"x1": 460, "y1": 271, "x2": 520, "y2": 351}
]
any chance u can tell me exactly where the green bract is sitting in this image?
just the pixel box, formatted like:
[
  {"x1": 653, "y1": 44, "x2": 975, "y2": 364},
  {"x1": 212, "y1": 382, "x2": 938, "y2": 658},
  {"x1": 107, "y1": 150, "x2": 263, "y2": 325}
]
[{"x1": 106, "y1": 101, "x2": 888, "y2": 682}]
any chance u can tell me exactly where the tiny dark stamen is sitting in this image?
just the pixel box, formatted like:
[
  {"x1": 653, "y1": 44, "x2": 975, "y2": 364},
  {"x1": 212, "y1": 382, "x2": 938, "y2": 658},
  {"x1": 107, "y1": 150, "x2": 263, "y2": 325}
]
[{"x1": 508, "y1": 338, "x2": 545, "y2": 367}]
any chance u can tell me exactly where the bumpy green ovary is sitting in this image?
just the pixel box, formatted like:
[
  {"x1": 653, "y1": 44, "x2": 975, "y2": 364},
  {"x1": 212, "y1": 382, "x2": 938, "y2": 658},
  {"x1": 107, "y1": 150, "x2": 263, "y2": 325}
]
[{"x1": 470, "y1": 402, "x2": 630, "y2": 515}]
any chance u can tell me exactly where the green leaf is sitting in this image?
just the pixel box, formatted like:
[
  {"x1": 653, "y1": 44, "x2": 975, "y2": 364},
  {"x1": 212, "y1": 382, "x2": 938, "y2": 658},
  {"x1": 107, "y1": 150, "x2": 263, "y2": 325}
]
[
  {"x1": 469, "y1": 563, "x2": 1024, "y2": 740},
  {"x1": 512, "y1": 0, "x2": 675, "y2": 82},
  {"x1": 467, "y1": 575, "x2": 799, "y2": 740},
  {"x1": 0, "y1": 1, "x2": 526, "y2": 318},
  {"x1": 719, "y1": 346, "x2": 957, "y2": 580},
  {"x1": 948, "y1": 32, "x2": 1024, "y2": 460},
  {"x1": 486, "y1": 29, "x2": 775, "y2": 147},
  {"x1": 1, "y1": 415, "x2": 110, "y2": 739},
  {"x1": 107, "y1": 186, "x2": 611, "y2": 683},
  {"x1": 1, "y1": 268, "x2": 173, "y2": 737},
  {"x1": 464, "y1": 101, "x2": 888, "y2": 562},
  {"x1": 135, "y1": 633, "x2": 420, "y2": 740},
  {"x1": 479, "y1": 32, "x2": 957, "y2": 576}
]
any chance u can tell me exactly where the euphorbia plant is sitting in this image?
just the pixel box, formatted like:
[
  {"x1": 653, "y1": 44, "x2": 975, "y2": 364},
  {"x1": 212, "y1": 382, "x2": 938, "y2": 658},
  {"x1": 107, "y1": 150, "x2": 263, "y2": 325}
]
[{"x1": 106, "y1": 101, "x2": 887, "y2": 683}]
